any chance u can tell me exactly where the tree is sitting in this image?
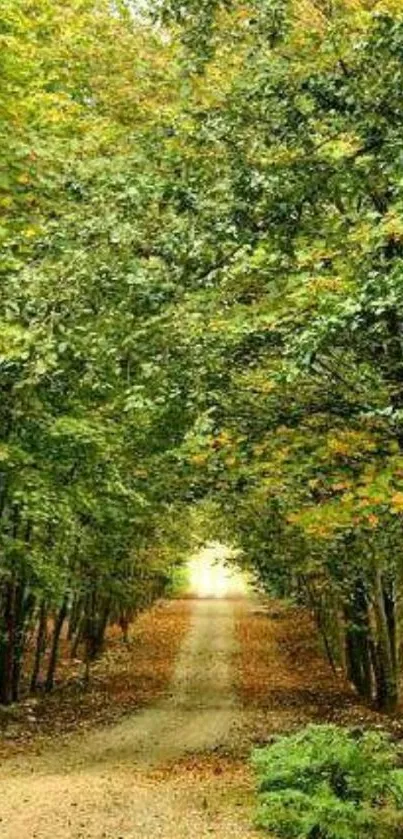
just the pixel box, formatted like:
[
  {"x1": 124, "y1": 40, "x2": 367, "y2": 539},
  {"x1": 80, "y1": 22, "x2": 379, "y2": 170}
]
[
  {"x1": 0, "y1": 0, "x2": 195, "y2": 703},
  {"x1": 153, "y1": 0, "x2": 403, "y2": 711}
]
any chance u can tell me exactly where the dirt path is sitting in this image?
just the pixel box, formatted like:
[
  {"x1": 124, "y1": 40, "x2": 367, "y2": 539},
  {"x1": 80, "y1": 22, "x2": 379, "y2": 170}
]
[
  {"x1": 0, "y1": 598, "x2": 259, "y2": 839},
  {"x1": 1, "y1": 581, "x2": 382, "y2": 839}
]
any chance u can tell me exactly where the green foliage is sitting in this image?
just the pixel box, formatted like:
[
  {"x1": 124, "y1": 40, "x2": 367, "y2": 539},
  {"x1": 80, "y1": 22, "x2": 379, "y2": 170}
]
[
  {"x1": 0, "y1": 0, "x2": 198, "y2": 703},
  {"x1": 4, "y1": 0, "x2": 403, "y2": 717},
  {"x1": 253, "y1": 725, "x2": 403, "y2": 839},
  {"x1": 155, "y1": 0, "x2": 403, "y2": 710},
  {"x1": 165, "y1": 563, "x2": 190, "y2": 598}
]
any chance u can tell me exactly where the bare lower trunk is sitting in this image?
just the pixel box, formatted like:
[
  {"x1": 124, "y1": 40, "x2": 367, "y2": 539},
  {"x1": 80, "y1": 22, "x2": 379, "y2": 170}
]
[
  {"x1": 343, "y1": 581, "x2": 374, "y2": 703},
  {"x1": 0, "y1": 581, "x2": 16, "y2": 705},
  {"x1": 30, "y1": 600, "x2": 48, "y2": 692},
  {"x1": 45, "y1": 597, "x2": 68, "y2": 693},
  {"x1": 371, "y1": 569, "x2": 398, "y2": 712}
]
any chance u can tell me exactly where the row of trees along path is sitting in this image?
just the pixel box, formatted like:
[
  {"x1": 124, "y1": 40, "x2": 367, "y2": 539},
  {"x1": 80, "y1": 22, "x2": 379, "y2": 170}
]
[{"x1": 2, "y1": 0, "x2": 403, "y2": 716}]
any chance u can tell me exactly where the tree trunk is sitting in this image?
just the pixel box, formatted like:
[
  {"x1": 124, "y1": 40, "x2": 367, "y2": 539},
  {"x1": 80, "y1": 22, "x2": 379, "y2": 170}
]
[
  {"x1": 45, "y1": 597, "x2": 68, "y2": 693},
  {"x1": 0, "y1": 581, "x2": 16, "y2": 705},
  {"x1": 67, "y1": 595, "x2": 83, "y2": 642},
  {"x1": 30, "y1": 600, "x2": 48, "y2": 692},
  {"x1": 11, "y1": 586, "x2": 35, "y2": 702},
  {"x1": 71, "y1": 620, "x2": 84, "y2": 658},
  {"x1": 372, "y1": 569, "x2": 398, "y2": 712},
  {"x1": 343, "y1": 581, "x2": 374, "y2": 703},
  {"x1": 119, "y1": 613, "x2": 130, "y2": 644}
]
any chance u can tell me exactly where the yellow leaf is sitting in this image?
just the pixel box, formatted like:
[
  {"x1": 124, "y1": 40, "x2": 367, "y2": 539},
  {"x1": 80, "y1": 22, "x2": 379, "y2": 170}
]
[
  {"x1": 391, "y1": 492, "x2": 403, "y2": 513},
  {"x1": 191, "y1": 453, "x2": 208, "y2": 466}
]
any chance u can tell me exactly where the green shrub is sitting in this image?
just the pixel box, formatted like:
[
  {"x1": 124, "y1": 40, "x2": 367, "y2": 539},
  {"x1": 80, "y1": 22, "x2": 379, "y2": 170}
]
[{"x1": 252, "y1": 724, "x2": 403, "y2": 839}]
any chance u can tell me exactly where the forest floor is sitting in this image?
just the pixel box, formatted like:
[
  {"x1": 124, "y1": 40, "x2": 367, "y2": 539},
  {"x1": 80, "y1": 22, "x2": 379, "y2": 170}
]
[
  {"x1": 0, "y1": 600, "x2": 191, "y2": 757},
  {"x1": 0, "y1": 595, "x2": 401, "y2": 839}
]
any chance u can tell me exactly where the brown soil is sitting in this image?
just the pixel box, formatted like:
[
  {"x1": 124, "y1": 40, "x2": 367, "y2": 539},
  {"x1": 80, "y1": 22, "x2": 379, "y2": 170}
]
[
  {"x1": 0, "y1": 597, "x2": 260, "y2": 839},
  {"x1": 1, "y1": 593, "x2": 401, "y2": 839},
  {"x1": 0, "y1": 599, "x2": 190, "y2": 758},
  {"x1": 234, "y1": 598, "x2": 403, "y2": 744}
]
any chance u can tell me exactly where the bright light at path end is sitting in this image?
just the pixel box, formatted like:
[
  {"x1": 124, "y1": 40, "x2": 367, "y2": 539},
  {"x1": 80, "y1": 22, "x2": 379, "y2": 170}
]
[{"x1": 187, "y1": 543, "x2": 249, "y2": 598}]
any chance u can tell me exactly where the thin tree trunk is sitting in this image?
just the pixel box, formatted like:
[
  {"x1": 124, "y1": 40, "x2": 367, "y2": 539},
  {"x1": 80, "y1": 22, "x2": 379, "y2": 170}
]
[
  {"x1": 71, "y1": 620, "x2": 84, "y2": 658},
  {"x1": 45, "y1": 597, "x2": 68, "y2": 693},
  {"x1": 67, "y1": 595, "x2": 82, "y2": 642},
  {"x1": 30, "y1": 600, "x2": 47, "y2": 692},
  {"x1": 0, "y1": 581, "x2": 16, "y2": 705},
  {"x1": 11, "y1": 585, "x2": 35, "y2": 702},
  {"x1": 372, "y1": 569, "x2": 398, "y2": 712},
  {"x1": 344, "y1": 581, "x2": 374, "y2": 703},
  {"x1": 305, "y1": 580, "x2": 338, "y2": 675}
]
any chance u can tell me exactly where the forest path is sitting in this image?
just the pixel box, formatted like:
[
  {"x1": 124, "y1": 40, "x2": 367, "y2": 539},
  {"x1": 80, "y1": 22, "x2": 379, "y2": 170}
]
[{"x1": 0, "y1": 597, "x2": 259, "y2": 838}]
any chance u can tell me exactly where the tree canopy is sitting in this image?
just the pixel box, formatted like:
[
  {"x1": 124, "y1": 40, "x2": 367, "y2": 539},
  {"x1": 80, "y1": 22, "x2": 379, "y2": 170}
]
[{"x1": 2, "y1": 0, "x2": 403, "y2": 711}]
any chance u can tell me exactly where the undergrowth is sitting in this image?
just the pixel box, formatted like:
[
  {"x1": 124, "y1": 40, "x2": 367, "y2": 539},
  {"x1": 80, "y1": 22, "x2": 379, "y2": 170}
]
[{"x1": 253, "y1": 724, "x2": 403, "y2": 839}]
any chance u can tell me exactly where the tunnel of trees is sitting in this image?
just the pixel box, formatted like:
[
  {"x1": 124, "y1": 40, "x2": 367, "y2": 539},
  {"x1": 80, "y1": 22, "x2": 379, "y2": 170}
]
[{"x1": 2, "y1": 0, "x2": 403, "y2": 712}]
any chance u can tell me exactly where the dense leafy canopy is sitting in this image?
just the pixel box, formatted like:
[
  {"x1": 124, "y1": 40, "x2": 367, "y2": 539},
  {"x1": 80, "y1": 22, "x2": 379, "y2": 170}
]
[
  {"x1": 0, "y1": 0, "x2": 195, "y2": 701},
  {"x1": 2, "y1": 0, "x2": 403, "y2": 711},
  {"x1": 160, "y1": 0, "x2": 403, "y2": 710}
]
